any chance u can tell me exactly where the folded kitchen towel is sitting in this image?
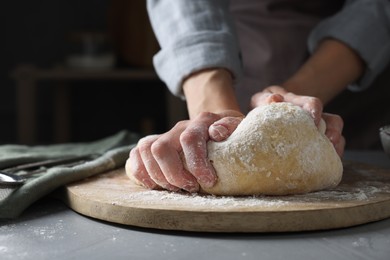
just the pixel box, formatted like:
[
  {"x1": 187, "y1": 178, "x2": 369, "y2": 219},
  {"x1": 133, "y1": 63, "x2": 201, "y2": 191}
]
[{"x1": 0, "y1": 130, "x2": 139, "y2": 219}]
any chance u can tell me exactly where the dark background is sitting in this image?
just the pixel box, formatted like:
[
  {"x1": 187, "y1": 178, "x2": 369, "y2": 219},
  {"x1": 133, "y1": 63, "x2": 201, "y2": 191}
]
[
  {"x1": 1, "y1": 0, "x2": 389, "y2": 150},
  {"x1": 1, "y1": 0, "x2": 172, "y2": 144}
]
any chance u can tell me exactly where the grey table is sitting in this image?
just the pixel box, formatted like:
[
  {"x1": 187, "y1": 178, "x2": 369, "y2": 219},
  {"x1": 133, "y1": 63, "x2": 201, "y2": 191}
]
[{"x1": 1, "y1": 150, "x2": 390, "y2": 260}]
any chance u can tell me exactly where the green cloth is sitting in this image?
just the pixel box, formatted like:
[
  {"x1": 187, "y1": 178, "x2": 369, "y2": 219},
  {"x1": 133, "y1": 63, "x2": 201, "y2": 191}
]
[{"x1": 0, "y1": 130, "x2": 140, "y2": 219}]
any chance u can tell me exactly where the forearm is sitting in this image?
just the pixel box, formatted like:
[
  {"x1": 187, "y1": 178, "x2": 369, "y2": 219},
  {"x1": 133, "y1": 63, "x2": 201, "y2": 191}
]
[
  {"x1": 307, "y1": 0, "x2": 390, "y2": 92},
  {"x1": 147, "y1": 0, "x2": 241, "y2": 99},
  {"x1": 282, "y1": 39, "x2": 365, "y2": 104},
  {"x1": 183, "y1": 68, "x2": 241, "y2": 119}
]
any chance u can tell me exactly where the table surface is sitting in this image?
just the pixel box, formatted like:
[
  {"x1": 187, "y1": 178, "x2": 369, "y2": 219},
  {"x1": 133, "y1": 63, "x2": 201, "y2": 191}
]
[{"x1": 1, "y1": 150, "x2": 390, "y2": 260}]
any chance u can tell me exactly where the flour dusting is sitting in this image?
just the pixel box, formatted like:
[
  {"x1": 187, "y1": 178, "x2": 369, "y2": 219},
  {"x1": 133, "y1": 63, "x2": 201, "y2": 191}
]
[
  {"x1": 71, "y1": 160, "x2": 390, "y2": 212},
  {"x1": 111, "y1": 179, "x2": 389, "y2": 210},
  {"x1": 205, "y1": 103, "x2": 343, "y2": 195}
]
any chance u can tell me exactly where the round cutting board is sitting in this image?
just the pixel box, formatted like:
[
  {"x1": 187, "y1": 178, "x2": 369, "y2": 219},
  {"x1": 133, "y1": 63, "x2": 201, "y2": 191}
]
[{"x1": 58, "y1": 161, "x2": 390, "y2": 232}]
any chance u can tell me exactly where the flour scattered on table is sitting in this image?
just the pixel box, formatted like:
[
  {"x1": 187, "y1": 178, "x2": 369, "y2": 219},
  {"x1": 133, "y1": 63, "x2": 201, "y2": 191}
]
[
  {"x1": 71, "y1": 165, "x2": 390, "y2": 211},
  {"x1": 104, "y1": 180, "x2": 390, "y2": 210},
  {"x1": 126, "y1": 190, "x2": 288, "y2": 208}
]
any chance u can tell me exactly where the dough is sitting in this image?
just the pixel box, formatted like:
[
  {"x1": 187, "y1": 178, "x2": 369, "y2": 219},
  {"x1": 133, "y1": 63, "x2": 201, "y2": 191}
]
[{"x1": 203, "y1": 102, "x2": 343, "y2": 196}]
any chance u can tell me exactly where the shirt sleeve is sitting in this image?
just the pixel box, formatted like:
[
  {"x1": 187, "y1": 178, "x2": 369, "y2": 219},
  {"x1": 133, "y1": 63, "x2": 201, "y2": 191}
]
[
  {"x1": 308, "y1": 0, "x2": 390, "y2": 91},
  {"x1": 147, "y1": 0, "x2": 241, "y2": 98}
]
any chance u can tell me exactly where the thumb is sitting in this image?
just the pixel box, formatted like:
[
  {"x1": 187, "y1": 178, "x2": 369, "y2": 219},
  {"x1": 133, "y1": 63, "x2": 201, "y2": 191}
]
[
  {"x1": 251, "y1": 93, "x2": 285, "y2": 108},
  {"x1": 208, "y1": 116, "x2": 243, "y2": 142}
]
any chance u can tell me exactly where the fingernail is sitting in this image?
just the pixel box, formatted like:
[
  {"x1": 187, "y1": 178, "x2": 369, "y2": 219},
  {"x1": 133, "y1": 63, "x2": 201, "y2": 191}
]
[
  {"x1": 211, "y1": 124, "x2": 229, "y2": 139},
  {"x1": 165, "y1": 184, "x2": 180, "y2": 192},
  {"x1": 309, "y1": 109, "x2": 315, "y2": 118},
  {"x1": 143, "y1": 179, "x2": 157, "y2": 189},
  {"x1": 182, "y1": 183, "x2": 199, "y2": 193},
  {"x1": 198, "y1": 175, "x2": 217, "y2": 188}
]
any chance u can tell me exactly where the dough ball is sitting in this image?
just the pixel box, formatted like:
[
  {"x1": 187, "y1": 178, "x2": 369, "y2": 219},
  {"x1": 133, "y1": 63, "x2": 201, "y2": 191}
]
[{"x1": 203, "y1": 102, "x2": 343, "y2": 196}]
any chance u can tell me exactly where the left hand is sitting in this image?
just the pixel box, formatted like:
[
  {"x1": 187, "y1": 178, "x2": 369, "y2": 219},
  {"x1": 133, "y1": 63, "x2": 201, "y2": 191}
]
[
  {"x1": 250, "y1": 86, "x2": 345, "y2": 157},
  {"x1": 126, "y1": 109, "x2": 244, "y2": 193}
]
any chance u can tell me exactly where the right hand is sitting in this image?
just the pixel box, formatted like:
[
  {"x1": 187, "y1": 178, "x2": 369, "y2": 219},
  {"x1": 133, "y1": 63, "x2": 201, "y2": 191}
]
[
  {"x1": 250, "y1": 86, "x2": 345, "y2": 157},
  {"x1": 127, "y1": 110, "x2": 244, "y2": 192}
]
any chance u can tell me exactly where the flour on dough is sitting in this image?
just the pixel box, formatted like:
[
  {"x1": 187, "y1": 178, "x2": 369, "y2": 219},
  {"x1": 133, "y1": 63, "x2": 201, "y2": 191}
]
[{"x1": 203, "y1": 102, "x2": 343, "y2": 196}]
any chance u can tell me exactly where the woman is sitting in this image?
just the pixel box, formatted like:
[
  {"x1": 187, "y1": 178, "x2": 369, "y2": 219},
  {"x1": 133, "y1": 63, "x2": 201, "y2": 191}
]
[{"x1": 128, "y1": 0, "x2": 390, "y2": 193}]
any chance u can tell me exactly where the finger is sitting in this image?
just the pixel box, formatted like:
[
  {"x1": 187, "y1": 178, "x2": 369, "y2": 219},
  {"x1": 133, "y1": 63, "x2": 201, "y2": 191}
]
[
  {"x1": 209, "y1": 116, "x2": 243, "y2": 141},
  {"x1": 151, "y1": 122, "x2": 200, "y2": 193},
  {"x1": 126, "y1": 147, "x2": 158, "y2": 189},
  {"x1": 253, "y1": 85, "x2": 288, "y2": 105},
  {"x1": 322, "y1": 113, "x2": 345, "y2": 157},
  {"x1": 318, "y1": 118, "x2": 326, "y2": 135},
  {"x1": 250, "y1": 93, "x2": 285, "y2": 108},
  {"x1": 334, "y1": 135, "x2": 346, "y2": 157},
  {"x1": 138, "y1": 135, "x2": 180, "y2": 191},
  {"x1": 322, "y1": 113, "x2": 344, "y2": 143},
  {"x1": 284, "y1": 93, "x2": 323, "y2": 126},
  {"x1": 180, "y1": 112, "x2": 221, "y2": 188}
]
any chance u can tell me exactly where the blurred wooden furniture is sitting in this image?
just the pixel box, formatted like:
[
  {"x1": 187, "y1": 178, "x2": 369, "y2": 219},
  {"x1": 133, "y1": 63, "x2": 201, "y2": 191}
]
[{"x1": 11, "y1": 65, "x2": 187, "y2": 144}]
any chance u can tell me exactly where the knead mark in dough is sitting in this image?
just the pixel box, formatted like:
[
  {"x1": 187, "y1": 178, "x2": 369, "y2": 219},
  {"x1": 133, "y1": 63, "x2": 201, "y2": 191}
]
[{"x1": 203, "y1": 102, "x2": 343, "y2": 196}]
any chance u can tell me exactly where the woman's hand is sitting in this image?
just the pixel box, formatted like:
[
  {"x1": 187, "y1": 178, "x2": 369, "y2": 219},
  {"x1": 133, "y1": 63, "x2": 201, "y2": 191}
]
[
  {"x1": 127, "y1": 110, "x2": 244, "y2": 192},
  {"x1": 250, "y1": 39, "x2": 364, "y2": 157},
  {"x1": 322, "y1": 113, "x2": 345, "y2": 157},
  {"x1": 251, "y1": 86, "x2": 345, "y2": 156},
  {"x1": 251, "y1": 86, "x2": 324, "y2": 125},
  {"x1": 128, "y1": 67, "x2": 244, "y2": 192}
]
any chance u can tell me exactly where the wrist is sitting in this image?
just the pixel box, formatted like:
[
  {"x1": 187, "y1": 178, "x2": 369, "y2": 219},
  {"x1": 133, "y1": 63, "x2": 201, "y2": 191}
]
[
  {"x1": 282, "y1": 39, "x2": 365, "y2": 104},
  {"x1": 183, "y1": 68, "x2": 241, "y2": 118}
]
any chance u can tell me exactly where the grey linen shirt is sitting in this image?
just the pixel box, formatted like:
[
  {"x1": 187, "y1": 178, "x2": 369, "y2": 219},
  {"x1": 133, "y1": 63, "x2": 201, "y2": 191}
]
[{"x1": 147, "y1": 0, "x2": 390, "y2": 112}]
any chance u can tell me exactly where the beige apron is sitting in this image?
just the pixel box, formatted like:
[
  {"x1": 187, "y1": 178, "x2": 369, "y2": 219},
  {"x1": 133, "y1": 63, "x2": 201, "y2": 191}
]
[
  {"x1": 229, "y1": 0, "x2": 344, "y2": 112},
  {"x1": 230, "y1": 0, "x2": 390, "y2": 149}
]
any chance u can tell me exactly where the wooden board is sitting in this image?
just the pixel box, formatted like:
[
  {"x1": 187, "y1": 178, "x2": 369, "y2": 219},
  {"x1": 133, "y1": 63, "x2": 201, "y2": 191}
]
[{"x1": 58, "y1": 161, "x2": 390, "y2": 232}]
